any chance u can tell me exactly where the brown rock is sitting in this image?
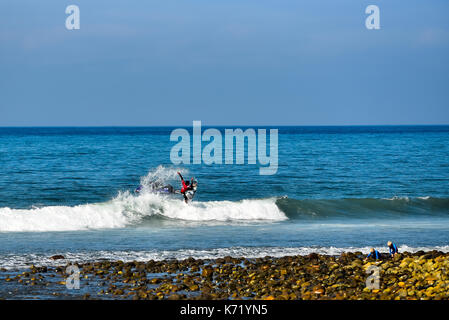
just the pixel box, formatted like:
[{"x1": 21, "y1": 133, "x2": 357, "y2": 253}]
[{"x1": 50, "y1": 255, "x2": 65, "y2": 260}]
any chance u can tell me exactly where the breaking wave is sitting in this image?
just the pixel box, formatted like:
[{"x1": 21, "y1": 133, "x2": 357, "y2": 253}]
[
  {"x1": 0, "y1": 194, "x2": 286, "y2": 232},
  {"x1": 0, "y1": 166, "x2": 448, "y2": 232}
]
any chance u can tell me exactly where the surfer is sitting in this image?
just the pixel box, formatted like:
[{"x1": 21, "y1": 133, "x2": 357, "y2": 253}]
[
  {"x1": 177, "y1": 171, "x2": 197, "y2": 203},
  {"x1": 387, "y1": 241, "x2": 399, "y2": 257}
]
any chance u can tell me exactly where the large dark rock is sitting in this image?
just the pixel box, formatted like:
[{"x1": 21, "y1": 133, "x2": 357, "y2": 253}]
[{"x1": 50, "y1": 255, "x2": 65, "y2": 260}]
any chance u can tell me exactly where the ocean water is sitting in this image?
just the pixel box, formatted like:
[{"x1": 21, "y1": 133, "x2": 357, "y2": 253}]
[{"x1": 0, "y1": 126, "x2": 449, "y2": 270}]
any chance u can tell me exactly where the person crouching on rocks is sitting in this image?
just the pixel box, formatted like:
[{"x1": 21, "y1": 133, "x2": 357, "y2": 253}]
[
  {"x1": 387, "y1": 241, "x2": 399, "y2": 258},
  {"x1": 366, "y1": 248, "x2": 382, "y2": 260}
]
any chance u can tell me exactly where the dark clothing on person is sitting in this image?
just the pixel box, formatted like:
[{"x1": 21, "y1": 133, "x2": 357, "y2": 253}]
[
  {"x1": 366, "y1": 250, "x2": 382, "y2": 260},
  {"x1": 389, "y1": 243, "x2": 399, "y2": 255}
]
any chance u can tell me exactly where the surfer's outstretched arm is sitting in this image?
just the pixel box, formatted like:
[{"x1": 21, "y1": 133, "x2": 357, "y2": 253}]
[{"x1": 177, "y1": 171, "x2": 184, "y2": 181}]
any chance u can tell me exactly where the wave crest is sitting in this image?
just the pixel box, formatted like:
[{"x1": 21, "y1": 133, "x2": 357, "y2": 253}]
[{"x1": 0, "y1": 192, "x2": 286, "y2": 232}]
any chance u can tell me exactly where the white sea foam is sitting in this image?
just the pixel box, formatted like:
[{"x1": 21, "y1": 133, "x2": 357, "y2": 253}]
[
  {"x1": 2, "y1": 245, "x2": 449, "y2": 270},
  {"x1": 0, "y1": 192, "x2": 286, "y2": 232},
  {"x1": 382, "y1": 196, "x2": 411, "y2": 201},
  {"x1": 138, "y1": 165, "x2": 186, "y2": 193}
]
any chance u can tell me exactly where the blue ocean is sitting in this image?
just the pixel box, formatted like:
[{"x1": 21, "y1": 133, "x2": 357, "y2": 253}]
[{"x1": 0, "y1": 126, "x2": 448, "y2": 270}]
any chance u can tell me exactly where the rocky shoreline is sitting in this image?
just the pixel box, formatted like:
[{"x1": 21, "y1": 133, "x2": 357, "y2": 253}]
[{"x1": 1, "y1": 250, "x2": 448, "y2": 300}]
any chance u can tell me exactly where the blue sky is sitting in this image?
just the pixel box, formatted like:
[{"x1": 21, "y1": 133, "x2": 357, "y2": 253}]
[{"x1": 1, "y1": 0, "x2": 448, "y2": 126}]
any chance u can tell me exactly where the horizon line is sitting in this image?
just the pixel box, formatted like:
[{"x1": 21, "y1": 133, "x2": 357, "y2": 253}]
[{"x1": 1, "y1": 124, "x2": 449, "y2": 128}]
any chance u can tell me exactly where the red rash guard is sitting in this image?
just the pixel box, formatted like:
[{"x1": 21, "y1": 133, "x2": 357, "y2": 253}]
[{"x1": 181, "y1": 180, "x2": 189, "y2": 193}]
